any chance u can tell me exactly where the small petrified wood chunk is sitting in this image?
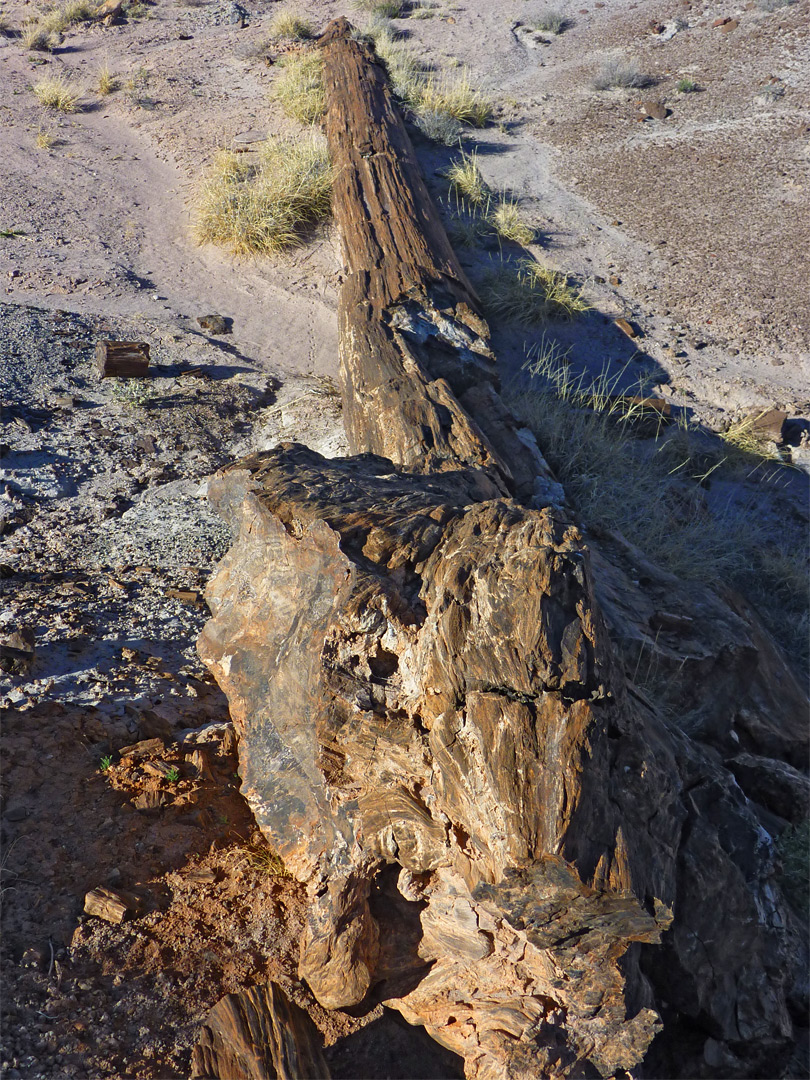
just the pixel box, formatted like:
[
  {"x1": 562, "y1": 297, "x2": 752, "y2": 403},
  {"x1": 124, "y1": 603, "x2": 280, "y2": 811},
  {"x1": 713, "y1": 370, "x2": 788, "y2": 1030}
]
[
  {"x1": 95, "y1": 340, "x2": 150, "y2": 378},
  {"x1": 191, "y1": 981, "x2": 330, "y2": 1080}
]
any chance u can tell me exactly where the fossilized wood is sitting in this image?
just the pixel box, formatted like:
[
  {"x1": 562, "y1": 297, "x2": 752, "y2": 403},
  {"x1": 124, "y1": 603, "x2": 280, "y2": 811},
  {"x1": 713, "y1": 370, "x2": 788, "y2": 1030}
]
[
  {"x1": 95, "y1": 340, "x2": 150, "y2": 378},
  {"x1": 197, "y1": 19, "x2": 806, "y2": 1080},
  {"x1": 198, "y1": 445, "x2": 796, "y2": 1080},
  {"x1": 84, "y1": 886, "x2": 141, "y2": 923},
  {"x1": 191, "y1": 981, "x2": 330, "y2": 1080},
  {"x1": 318, "y1": 18, "x2": 553, "y2": 501}
]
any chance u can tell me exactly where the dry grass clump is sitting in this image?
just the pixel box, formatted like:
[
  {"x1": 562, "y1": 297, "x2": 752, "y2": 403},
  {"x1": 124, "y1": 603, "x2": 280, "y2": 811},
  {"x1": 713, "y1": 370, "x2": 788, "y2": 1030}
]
[
  {"x1": 719, "y1": 412, "x2": 783, "y2": 461},
  {"x1": 411, "y1": 107, "x2": 464, "y2": 144},
  {"x1": 32, "y1": 74, "x2": 82, "y2": 110},
  {"x1": 194, "y1": 133, "x2": 333, "y2": 256},
  {"x1": 489, "y1": 198, "x2": 535, "y2": 246},
  {"x1": 353, "y1": 0, "x2": 402, "y2": 16},
  {"x1": 22, "y1": 20, "x2": 61, "y2": 48},
  {"x1": 97, "y1": 61, "x2": 118, "y2": 94},
  {"x1": 506, "y1": 344, "x2": 809, "y2": 671},
  {"x1": 593, "y1": 57, "x2": 651, "y2": 90},
  {"x1": 371, "y1": 28, "x2": 428, "y2": 99},
  {"x1": 266, "y1": 9, "x2": 313, "y2": 40},
  {"x1": 272, "y1": 51, "x2": 325, "y2": 123},
  {"x1": 35, "y1": 126, "x2": 57, "y2": 149},
  {"x1": 411, "y1": 70, "x2": 492, "y2": 126},
  {"x1": 444, "y1": 149, "x2": 487, "y2": 204},
  {"x1": 534, "y1": 9, "x2": 568, "y2": 33},
  {"x1": 410, "y1": 0, "x2": 438, "y2": 17},
  {"x1": 480, "y1": 259, "x2": 588, "y2": 323},
  {"x1": 39, "y1": 0, "x2": 96, "y2": 32}
]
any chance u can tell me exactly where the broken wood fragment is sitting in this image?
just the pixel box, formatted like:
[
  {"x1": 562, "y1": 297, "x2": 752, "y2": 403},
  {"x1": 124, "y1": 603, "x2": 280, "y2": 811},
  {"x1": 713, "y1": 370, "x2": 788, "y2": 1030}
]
[
  {"x1": 95, "y1": 340, "x2": 150, "y2": 378},
  {"x1": 84, "y1": 886, "x2": 141, "y2": 924},
  {"x1": 191, "y1": 981, "x2": 330, "y2": 1080},
  {"x1": 118, "y1": 737, "x2": 165, "y2": 760}
]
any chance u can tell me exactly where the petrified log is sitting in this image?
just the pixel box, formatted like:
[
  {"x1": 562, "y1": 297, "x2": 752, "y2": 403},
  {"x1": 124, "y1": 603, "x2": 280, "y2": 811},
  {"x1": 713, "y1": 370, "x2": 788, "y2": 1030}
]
[
  {"x1": 198, "y1": 446, "x2": 796, "y2": 1079},
  {"x1": 196, "y1": 18, "x2": 805, "y2": 1080},
  {"x1": 319, "y1": 17, "x2": 555, "y2": 503},
  {"x1": 191, "y1": 981, "x2": 330, "y2": 1080}
]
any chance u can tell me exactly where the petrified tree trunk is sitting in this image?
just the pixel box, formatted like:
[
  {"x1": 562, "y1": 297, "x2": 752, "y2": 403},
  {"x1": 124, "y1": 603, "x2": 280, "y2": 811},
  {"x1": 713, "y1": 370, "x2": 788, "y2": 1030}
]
[
  {"x1": 197, "y1": 19, "x2": 805, "y2": 1080},
  {"x1": 319, "y1": 17, "x2": 556, "y2": 503}
]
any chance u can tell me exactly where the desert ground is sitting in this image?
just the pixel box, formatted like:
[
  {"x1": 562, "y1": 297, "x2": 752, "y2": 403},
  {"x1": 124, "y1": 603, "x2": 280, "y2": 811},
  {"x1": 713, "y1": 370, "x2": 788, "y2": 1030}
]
[{"x1": 1, "y1": 0, "x2": 808, "y2": 1075}]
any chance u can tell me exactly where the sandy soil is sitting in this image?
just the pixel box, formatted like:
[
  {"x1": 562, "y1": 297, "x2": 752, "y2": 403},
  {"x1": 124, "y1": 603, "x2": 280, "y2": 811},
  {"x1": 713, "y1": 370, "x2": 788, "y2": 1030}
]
[{"x1": 1, "y1": 0, "x2": 808, "y2": 1075}]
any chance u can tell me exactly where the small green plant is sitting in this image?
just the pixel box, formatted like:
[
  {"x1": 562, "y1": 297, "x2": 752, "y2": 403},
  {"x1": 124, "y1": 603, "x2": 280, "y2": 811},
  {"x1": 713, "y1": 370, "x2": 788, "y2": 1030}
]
[
  {"x1": 165, "y1": 766, "x2": 180, "y2": 783},
  {"x1": 195, "y1": 133, "x2": 333, "y2": 256},
  {"x1": 479, "y1": 259, "x2": 589, "y2": 323},
  {"x1": 777, "y1": 819, "x2": 809, "y2": 912},
  {"x1": 100, "y1": 754, "x2": 113, "y2": 772},
  {"x1": 267, "y1": 9, "x2": 313, "y2": 40},
  {"x1": 0, "y1": 228, "x2": 26, "y2": 238},
  {"x1": 108, "y1": 377, "x2": 157, "y2": 408},
  {"x1": 757, "y1": 0, "x2": 795, "y2": 9},
  {"x1": 97, "y1": 62, "x2": 118, "y2": 95},
  {"x1": 124, "y1": 66, "x2": 152, "y2": 106},
  {"x1": 272, "y1": 51, "x2": 325, "y2": 123},
  {"x1": 489, "y1": 198, "x2": 535, "y2": 246},
  {"x1": 593, "y1": 57, "x2": 651, "y2": 90},
  {"x1": 534, "y1": 9, "x2": 568, "y2": 33},
  {"x1": 32, "y1": 74, "x2": 82, "y2": 111},
  {"x1": 676, "y1": 76, "x2": 696, "y2": 92},
  {"x1": 444, "y1": 149, "x2": 488, "y2": 204}
]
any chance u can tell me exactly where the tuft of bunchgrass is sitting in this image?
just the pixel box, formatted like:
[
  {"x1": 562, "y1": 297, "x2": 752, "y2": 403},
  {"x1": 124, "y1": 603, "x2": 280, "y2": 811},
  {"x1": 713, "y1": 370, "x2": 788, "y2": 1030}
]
[
  {"x1": 32, "y1": 74, "x2": 82, "y2": 110},
  {"x1": 506, "y1": 344, "x2": 809, "y2": 670},
  {"x1": 411, "y1": 69, "x2": 492, "y2": 126},
  {"x1": 444, "y1": 149, "x2": 488, "y2": 204},
  {"x1": 38, "y1": 0, "x2": 97, "y2": 33},
  {"x1": 489, "y1": 198, "x2": 535, "y2": 246},
  {"x1": 266, "y1": 9, "x2": 313, "y2": 41},
  {"x1": 719, "y1": 412, "x2": 783, "y2": 461},
  {"x1": 371, "y1": 30, "x2": 428, "y2": 99},
  {"x1": 479, "y1": 259, "x2": 588, "y2": 323},
  {"x1": 353, "y1": 0, "x2": 402, "y2": 17},
  {"x1": 593, "y1": 57, "x2": 651, "y2": 91},
  {"x1": 411, "y1": 107, "x2": 464, "y2": 144},
  {"x1": 35, "y1": 125, "x2": 57, "y2": 148},
  {"x1": 676, "y1": 76, "x2": 696, "y2": 92},
  {"x1": 534, "y1": 9, "x2": 568, "y2": 33},
  {"x1": 97, "y1": 61, "x2": 118, "y2": 94},
  {"x1": 272, "y1": 50, "x2": 325, "y2": 124},
  {"x1": 194, "y1": 133, "x2": 333, "y2": 256},
  {"x1": 410, "y1": 0, "x2": 438, "y2": 17},
  {"x1": 22, "y1": 21, "x2": 61, "y2": 48}
]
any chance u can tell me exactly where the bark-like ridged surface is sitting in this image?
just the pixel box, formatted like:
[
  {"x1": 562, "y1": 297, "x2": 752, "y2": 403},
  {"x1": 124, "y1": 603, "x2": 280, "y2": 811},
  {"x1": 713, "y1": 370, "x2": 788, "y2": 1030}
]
[
  {"x1": 191, "y1": 981, "x2": 330, "y2": 1080},
  {"x1": 320, "y1": 17, "x2": 554, "y2": 503},
  {"x1": 197, "y1": 19, "x2": 806, "y2": 1080},
  {"x1": 199, "y1": 447, "x2": 797, "y2": 1080}
]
